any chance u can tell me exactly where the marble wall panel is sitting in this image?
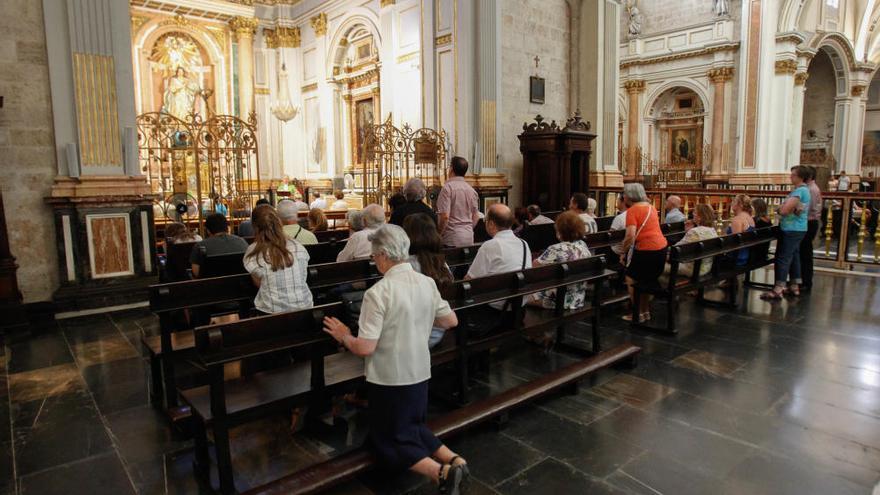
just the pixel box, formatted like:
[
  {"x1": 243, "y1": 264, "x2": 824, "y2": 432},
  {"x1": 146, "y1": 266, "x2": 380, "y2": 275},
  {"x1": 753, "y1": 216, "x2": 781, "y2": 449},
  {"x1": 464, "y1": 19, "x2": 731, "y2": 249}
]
[{"x1": 86, "y1": 215, "x2": 133, "y2": 278}]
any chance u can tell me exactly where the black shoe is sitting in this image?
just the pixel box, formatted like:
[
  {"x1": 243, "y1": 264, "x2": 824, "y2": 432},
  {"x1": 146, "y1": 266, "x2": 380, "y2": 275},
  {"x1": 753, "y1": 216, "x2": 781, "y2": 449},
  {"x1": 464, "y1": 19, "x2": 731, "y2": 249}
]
[{"x1": 438, "y1": 464, "x2": 465, "y2": 495}]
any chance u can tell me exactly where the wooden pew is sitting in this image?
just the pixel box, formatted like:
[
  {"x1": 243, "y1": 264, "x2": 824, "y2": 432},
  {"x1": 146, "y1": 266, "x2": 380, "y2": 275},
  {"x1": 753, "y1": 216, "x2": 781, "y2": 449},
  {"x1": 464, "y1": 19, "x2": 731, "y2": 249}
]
[
  {"x1": 631, "y1": 226, "x2": 779, "y2": 334},
  {"x1": 145, "y1": 244, "x2": 482, "y2": 410},
  {"x1": 520, "y1": 215, "x2": 616, "y2": 253},
  {"x1": 160, "y1": 241, "x2": 197, "y2": 282},
  {"x1": 182, "y1": 256, "x2": 626, "y2": 494},
  {"x1": 314, "y1": 229, "x2": 349, "y2": 243}
]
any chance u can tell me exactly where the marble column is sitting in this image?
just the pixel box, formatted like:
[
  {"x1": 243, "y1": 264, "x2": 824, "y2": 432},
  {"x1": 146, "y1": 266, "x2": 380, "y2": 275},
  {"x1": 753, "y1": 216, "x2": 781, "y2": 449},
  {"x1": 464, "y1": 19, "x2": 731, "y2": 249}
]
[
  {"x1": 476, "y1": 0, "x2": 500, "y2": 174},
  {"x1": 231, "y1": 16, "x2": 259, "y2": 119},
  {"x1": 707, "y1": 67, "x2": 734, "y2": 178},
  {"x1": 789, "y1": 71, "x2": 808, "y2": 168},
  {"x1": 835, "y1": 83, "x2": 869, "y2": 176},
  {"x1": 623, "y1": 79, "x2": 645, "y2": 179}
]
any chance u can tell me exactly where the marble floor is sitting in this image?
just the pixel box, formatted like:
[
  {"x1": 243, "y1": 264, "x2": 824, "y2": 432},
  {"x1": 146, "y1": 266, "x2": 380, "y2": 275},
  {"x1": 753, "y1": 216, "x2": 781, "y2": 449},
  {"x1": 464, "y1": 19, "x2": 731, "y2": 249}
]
[{"x1": 2, "y1": 269, "x2": 880, "y2": 494}]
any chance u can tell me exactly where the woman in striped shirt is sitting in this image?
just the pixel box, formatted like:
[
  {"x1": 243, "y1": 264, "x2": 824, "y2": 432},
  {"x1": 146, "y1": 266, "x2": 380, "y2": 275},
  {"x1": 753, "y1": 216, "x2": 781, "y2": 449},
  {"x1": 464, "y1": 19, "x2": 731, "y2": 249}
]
[{"x1": 243, "y1": 205, "x2": 313, "y2": 314}]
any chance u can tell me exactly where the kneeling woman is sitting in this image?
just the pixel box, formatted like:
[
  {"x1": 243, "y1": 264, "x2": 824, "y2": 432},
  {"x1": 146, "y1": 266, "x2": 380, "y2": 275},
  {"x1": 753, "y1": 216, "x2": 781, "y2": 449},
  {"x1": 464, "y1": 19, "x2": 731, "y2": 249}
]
[{"x1": 322, "y1": 224, "x2": 469, "y2": 494}]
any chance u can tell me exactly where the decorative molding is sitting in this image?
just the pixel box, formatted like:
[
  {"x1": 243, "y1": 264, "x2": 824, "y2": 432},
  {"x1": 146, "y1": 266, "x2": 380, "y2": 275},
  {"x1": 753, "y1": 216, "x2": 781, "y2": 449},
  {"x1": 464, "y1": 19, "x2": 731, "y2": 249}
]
[
  {"x1": 620, "y1": 42, "x2": 739, "y2": 69},
  {"x1": 380, "y1": 0, "x2": 396, "y2": 6},
  {"x1": 521, "y1": 115, "x2": 560, "y2": 134},
  {"x1": 301, "y1": 82, "x2": 318, "y2": 93},
  {"x1": 396, "y1": 51, "x2": 419, "y2": 64},
  {"x1": 707, "y1": 67, "x2": 734, "y2": 83},
  {"x1": 229, "y1": 16, "x2": 258, "y2": 39},
  {"x1": 310, "y1": 13, "x2": 327, "y2": 36},
  {"x1": 131, "y1": 15, "x2": 148, "y2": 35},
  {"x1": 794, "y1": 72, "x2": 809, "y2": 85},
  {"x1": 254, "y1": 87, "x2": 270, "y2": 95},
  {"x1": 160, "y1": 14, "x2": 193, "y2": 29},
  {"x1": 435, "y1": 34, "x2": 452, "y2": 47},
  {"x1": 264, "y1": 26, "x2": 301, "y2": 48},
  {"x1": 623, "y1": 80, "x2": 646, "y2": 94},
  {"x1": 342, "y1": 94, "x2": 352, "y2": 102},
  {"x1": 564, "y1": 109, "x2": 592, "y2": 132},
  {"x1": 775, "y1": 32, "x2": 805, "y2": 45},
  {"x1": 372, "y1": 86, "x2": 381, "y2": 95},
  {"x1": 775, "y1": 59, "x2": 798, "y2": 74},
  {"x1": 852, "y1": 85, "x2": 867, "y2": 97}
]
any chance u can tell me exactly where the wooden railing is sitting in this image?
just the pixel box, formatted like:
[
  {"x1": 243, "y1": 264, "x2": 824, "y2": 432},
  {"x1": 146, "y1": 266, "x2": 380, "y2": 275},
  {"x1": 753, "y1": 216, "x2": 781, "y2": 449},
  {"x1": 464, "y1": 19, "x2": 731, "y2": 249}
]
[{"x1": 590, "y1": 186, "x2": 880, "y2": 270}]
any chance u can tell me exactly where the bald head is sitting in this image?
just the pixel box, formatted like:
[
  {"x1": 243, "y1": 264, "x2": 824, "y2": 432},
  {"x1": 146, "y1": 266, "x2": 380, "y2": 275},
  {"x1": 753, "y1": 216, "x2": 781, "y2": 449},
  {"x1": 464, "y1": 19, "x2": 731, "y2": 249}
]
[
  {"x1": 486, "y1": 203, "x2": 513, "y2": 232},
  {"x1": 362, "y1": 204, "x2": 386, "y2": 228},
  {"x1": 666, "y1": 195, "x2": 682, "y2": 211}
]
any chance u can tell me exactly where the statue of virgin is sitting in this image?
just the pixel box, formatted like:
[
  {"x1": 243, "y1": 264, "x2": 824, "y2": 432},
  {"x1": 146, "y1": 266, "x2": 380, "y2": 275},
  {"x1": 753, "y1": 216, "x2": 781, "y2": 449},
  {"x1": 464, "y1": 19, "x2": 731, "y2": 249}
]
[{"x1": 162, "y1": 67, "x2": 200, "y2": 120}]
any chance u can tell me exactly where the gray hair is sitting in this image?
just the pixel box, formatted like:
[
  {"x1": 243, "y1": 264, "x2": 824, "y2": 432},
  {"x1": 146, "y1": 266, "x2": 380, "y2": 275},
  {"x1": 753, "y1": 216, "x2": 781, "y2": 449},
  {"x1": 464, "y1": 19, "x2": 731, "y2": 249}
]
[
  {"x1": 346, "y1": 209, "x2": 364, "y2": 232},
  {"x1": 369, "y1": 224, "x2": 410, "y2": 262},
  {"x1": 402, "y1": 177, "x2": 427, "y2": 202},
  {"x1": 276, "y1": 199, "x2": 299, "y2": 222},
  {"x1": 362, "y1": 203, "x2": 386, "y2": 228},
  {"x1": 586, "y1": 197, "x2": 597, "y2": 214},
  {"x1": 623, "y1": 183, "x2": 648, "y2": 203}
]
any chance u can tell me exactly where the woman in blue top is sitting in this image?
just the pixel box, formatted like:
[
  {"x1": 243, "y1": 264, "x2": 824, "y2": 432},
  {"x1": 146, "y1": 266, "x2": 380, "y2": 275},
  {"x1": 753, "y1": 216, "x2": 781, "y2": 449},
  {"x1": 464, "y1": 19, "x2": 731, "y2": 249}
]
[{"x1": 761, "y1": 166, "x2": 811, "y2": 300}]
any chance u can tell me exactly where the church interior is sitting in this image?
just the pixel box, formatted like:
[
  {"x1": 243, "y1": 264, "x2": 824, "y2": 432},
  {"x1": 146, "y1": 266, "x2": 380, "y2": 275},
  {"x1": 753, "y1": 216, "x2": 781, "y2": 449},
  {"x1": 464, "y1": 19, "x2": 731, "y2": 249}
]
[{"x1": 1, "y1": 0, "x2": 880, "y2": 493}]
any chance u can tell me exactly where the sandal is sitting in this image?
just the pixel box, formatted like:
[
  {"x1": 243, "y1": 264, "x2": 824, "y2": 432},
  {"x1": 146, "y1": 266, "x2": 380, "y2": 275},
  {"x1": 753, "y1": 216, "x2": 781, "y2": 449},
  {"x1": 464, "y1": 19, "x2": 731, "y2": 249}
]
[
  {"x1": 760, "y1": 289, "x2": 784, "y2": 300},
  {"x1": 438, "y1": 463, "x2": 465, "y2": 495},
  {"x1": 786, "y1": 285, "x2": 800, "y2": 297}
]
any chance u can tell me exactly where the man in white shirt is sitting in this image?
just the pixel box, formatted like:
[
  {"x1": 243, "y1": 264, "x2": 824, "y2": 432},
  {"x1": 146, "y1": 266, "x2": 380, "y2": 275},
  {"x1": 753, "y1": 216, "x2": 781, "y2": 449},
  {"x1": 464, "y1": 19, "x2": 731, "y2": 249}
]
[
  {"x1": 466, "y1": 204, "x2": 532, "y2": 312},
  {"x1": 569, "y1": 193, "x2": 598, "y2": 234},
  {"x1": 310, "y1": 191, "x2": 329, "y2": 210},
  {"x1": 837, "y1": 170, "x2": 851, "y2": 191},
  {"x1": 664, "y1": 195, "x2": 686, "y2": 224},
  {"x1": 277, "y1": 200, "x2": 318, "y2": 245},
  {"x1": 610, "y1": 194, "x2": 629, "y2": 255},
  {"x1": 526, "y1": 204, "x2": 554, "y2": 225},
  {"x1": 336, "y1": 203, "x2": 385, "y2": 261}
]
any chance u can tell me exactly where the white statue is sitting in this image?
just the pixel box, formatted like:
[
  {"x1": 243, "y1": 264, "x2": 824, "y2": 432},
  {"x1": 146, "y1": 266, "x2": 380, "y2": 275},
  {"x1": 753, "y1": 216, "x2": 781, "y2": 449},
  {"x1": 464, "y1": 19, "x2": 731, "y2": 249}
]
[
  {"x1": 162, "y1": 67, "x2": 200, "y2": 120},
  {"x1": 627, "y1": 2, "x2": 643, "y2": 37},
  {"x1": 714, "y1": 0, "x2": 729, "y2": 16}
]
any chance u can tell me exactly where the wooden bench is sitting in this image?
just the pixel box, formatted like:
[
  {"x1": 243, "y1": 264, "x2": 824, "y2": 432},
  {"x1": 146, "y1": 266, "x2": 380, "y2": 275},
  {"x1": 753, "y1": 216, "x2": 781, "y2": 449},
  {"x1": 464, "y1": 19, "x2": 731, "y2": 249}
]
[
  {"x1": 520, "y1": 215, "x2": 616, "y2": 253},
  {"x1": 183, "y1": 256, "x2": 625, "y2": 493},
  {"x1": 631, "y1": 226, "x2": 779, "y2": 334},
  {"x1": 314, "y1": 229, "x2": 349, "y2": 243},
  {"x1": 146, "y1": 245, "x2": 483, "y2": 409}
]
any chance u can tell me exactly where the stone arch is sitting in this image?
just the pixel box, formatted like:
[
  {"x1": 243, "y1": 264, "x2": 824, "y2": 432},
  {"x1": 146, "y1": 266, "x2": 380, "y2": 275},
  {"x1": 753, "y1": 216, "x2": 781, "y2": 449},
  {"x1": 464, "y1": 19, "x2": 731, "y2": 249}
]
[
  {"x1": 642, "y1": 80, "x2": 710, "y2": 121},
  {"x1": 778, "y1": 0, "x2": 812, "y2": 33},
  {"x1": 325, "y1": 10, "x2": 382, "y2": 79},
  {"x1": 812, "y1": 36, "x2": 853, "y2": 96},
  {"x1": 642, "y1": 82, "x2": 710, "y2": 167}
]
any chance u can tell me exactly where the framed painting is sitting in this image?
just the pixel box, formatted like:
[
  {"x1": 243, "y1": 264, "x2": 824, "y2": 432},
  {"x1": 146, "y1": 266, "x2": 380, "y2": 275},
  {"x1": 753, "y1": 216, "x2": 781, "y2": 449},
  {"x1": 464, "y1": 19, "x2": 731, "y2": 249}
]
[
  {"x1": 353, "y1": 97, "x2": 375, "y2": 165},
  {"x1": 669, "y1": 128, "x2": 698, "y2": 165},
  {"x1": 530, "y1": 76, "x2": 545, "y2": 104}
]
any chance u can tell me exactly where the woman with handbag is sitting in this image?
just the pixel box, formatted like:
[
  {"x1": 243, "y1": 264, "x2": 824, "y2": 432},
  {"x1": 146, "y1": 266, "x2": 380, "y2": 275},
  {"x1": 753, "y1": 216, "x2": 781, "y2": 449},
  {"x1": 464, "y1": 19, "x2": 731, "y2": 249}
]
[{"x1": 619, "y1": 183, "x2": 668, "y2": 322}]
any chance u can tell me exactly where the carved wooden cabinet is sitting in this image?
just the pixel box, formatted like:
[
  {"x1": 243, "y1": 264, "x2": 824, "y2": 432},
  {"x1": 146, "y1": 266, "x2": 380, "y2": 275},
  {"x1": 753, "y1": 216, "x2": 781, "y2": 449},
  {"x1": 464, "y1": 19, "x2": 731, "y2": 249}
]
[{"x1": 518, "y1": 111, "x2": 597, "y2": 211}]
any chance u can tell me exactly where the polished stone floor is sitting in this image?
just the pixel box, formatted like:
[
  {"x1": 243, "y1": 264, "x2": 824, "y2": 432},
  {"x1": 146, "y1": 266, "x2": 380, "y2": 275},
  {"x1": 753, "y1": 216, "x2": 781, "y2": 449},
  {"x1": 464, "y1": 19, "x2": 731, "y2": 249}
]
[{"x1": 2, "y1": 269, "x2": 880, "y2": 494}]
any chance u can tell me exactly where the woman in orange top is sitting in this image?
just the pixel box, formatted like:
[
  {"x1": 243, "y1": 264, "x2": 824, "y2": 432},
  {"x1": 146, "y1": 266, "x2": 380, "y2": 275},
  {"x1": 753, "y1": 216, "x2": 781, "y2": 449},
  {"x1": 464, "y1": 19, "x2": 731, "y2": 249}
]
[{"x1": 619, "y1": 183, "x2": 669, "y2": 322}]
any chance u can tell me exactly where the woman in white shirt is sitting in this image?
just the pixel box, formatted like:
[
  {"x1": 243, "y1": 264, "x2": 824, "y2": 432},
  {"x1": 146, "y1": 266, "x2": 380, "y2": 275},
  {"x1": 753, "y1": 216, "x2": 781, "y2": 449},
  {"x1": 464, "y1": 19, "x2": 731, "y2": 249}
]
[
  {"x1": 243, "y1": 205, "x2": 313, "y2": 314},
  {"x1": 322, "y1": 224, "x2": 469, "y2": 494},
  {"x1": 665, "y1": 203, "x2": 718, "y2": 279}
]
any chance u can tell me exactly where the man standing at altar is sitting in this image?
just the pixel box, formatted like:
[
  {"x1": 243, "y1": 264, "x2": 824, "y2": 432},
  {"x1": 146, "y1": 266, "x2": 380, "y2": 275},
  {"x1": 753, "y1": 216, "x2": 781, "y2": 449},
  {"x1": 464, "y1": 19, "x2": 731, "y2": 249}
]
[{"x1": 437, "y1": 156, "x2": 479, "y2": 247}]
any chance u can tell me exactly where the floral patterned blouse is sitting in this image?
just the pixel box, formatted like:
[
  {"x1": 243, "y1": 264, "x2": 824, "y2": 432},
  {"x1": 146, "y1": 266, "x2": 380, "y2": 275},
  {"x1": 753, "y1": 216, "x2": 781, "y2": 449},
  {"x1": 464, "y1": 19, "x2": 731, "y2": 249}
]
[{"x1": 533, "y1": 240, "x2": 592, "y2": 309}]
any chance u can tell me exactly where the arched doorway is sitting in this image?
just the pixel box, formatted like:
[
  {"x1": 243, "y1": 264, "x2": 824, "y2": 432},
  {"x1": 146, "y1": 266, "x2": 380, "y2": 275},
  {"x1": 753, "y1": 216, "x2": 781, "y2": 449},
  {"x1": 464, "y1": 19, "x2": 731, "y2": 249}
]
[
  {"x1": 646, "y1": 86, "x2": 707, "y2": 185},
  {"x1": 801, "y1": 48, "x2": 843, "y2": 176}
]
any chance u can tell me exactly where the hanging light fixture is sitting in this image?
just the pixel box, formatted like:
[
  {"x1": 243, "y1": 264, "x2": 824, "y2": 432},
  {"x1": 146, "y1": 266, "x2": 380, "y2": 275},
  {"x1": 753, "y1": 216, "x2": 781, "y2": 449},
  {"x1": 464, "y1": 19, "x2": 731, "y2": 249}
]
[{"x1": 271, "y1": 61, "x2": 299, "y2": 122}]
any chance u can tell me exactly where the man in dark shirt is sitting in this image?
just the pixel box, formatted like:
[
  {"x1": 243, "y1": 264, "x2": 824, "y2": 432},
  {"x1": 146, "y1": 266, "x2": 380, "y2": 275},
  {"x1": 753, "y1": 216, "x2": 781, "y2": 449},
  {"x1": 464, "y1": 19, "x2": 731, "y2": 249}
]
[
  {"x1": 389, "y1": 177, "x2": 438, "y2": 227},
  {"x1": 237, "y1": 198, "x2": 270, "y2": 237},
  {"x1": 190, "y1": 213, "x2": 249, "y2": 277}
]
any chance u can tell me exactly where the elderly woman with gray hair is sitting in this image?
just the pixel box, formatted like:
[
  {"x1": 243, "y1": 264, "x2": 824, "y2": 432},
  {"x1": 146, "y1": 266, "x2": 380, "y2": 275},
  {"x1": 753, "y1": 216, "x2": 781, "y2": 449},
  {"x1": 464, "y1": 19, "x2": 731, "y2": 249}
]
[
  {"x1": 337, "y1": 204, "x2": 386, "y2": 261},
  {"x1": 390, "y1": 177, "x2": 438, "y2": 227},
  {"x1": 618, "y1": 183, "x2": 668, "y2": 322},
  {"x1": 323, "y1": 224, "x2": 469, "y2": 494}
]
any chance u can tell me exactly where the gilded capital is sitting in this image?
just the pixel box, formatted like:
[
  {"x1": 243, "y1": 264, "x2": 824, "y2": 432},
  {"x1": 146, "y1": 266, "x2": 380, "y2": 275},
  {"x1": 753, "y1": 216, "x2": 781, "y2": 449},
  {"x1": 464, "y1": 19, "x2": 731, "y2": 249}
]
[
  {"x1": 380, "y1": 0, "x2": 396, "y2": 6},
  {"x1": 311, "y1": 13, "x2": 327, "y2": 36},
  {"x1": 623, "y1": 80, "x2": 646, "y2": 94},
  {"x1": 852, "y1": 84, "x2": 867, "y2": 97},
  {"x1": 230, "y1": 16, "x2": 259, "y2": 39},
  {"x1": 264, "y1": 26, "x2": 301, "y2": 48},
  {"x1": 794, "y1": 72, "x2": 809, "y2": 86},
  {"x1": 707, "y1": 67, "x2": 734, "y2": 83},
  {"x1": 774, "y1": 59, "x2": 798, "y2": 75}
]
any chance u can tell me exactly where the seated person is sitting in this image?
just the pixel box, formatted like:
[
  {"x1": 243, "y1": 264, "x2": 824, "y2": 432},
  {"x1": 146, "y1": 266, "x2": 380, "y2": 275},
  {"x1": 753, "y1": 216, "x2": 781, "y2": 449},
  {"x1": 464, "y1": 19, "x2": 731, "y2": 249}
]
[
  {"x1": 752, "y1": 198, "x2": 772, "y2": 229},
  {"x1": 337, "y1": 204, "x2": 386, "y2": 261},
  {"x1": 291, "y1": 193, "x2": 309, "y2": 213},
  {"x1": 664, "y1": 195, "x2": 686, "y2": 224},
  {"x1": 277, "y1": 199, "x2": 317, "y2": 245},
  {"x1": 190, "y1": 213, "x2": 248, "y2": 278},
  {"x1": 528, "y1": 211, "x2": 592, "y2": 310},
  {"x1": 390, "y1": 178, "x2": 437, "y2": 227},
  {"x1": 307, "y1": 208, "x2": 329, "y2": 232},
  {"x1": 403, "y1": 213, "x2": 454, "y2": 348},
  {"x1": 465, "y1": 204, "x2": 532, "y2": 333},
  {"x1": 610, "y1": 194, "x2": 629, "y2": 257},
  {"x1": 663, "y1": 204, "x2": 718, "y2": 280},
  {"x1": 347, "y1": 209, "x2": 365, "y2": 234},
  {"x1": 724, "y1": 194, "x2": 756, "y2": 267},
  {"x1": 513, "y1": 207, "x2": 529, "y2": 235},
  {"x1": 569, "y1": 193, "x2": 598, "y2": 234},
  {"x1": 237, "y1": 198, "x2": 270, "y2": 237},
  {"x1": 243, "y1": 205, "x2": 313, "y2": 314},
  {"x1": 330, "y1": 190, "x2": 348, "y2": 210},
  {"x1": 526, "y1": 204, "x2": 554, "y2": 225},
  {"x1": 164, "y1": 222, "x2": 201, "y2": 244},
  {"x1": 310, "y1": 192, "x2": 329, "y2": 210}
]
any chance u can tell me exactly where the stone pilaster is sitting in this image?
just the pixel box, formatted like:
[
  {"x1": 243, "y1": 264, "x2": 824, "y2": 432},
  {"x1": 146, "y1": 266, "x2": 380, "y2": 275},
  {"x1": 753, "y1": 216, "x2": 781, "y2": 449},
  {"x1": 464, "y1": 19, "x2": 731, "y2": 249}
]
[
  {"x1": 623, "y1": 79, "x2": 645, "y2": 178},
  {"x1": 707, "y1": 67, "x2": 734, "y2": 179},
  {"x1": 231, "y1": 16, "x2": 259, "y2": 118}
]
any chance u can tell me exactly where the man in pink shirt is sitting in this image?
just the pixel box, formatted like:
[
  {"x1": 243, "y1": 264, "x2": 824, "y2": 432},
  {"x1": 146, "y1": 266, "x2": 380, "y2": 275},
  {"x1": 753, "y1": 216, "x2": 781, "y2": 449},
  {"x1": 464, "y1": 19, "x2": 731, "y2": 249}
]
[
  {"x1": 437, "y1": 156, "x2": 480, "y2": 247},
  {"x1": 800, "y1": 165, "x2": 822, "y2": 291}
]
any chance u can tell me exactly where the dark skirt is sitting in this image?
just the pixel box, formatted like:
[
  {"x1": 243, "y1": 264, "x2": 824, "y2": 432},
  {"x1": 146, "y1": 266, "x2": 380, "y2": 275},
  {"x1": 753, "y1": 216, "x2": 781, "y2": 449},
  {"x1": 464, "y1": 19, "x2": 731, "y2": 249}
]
[
  {"x1": 626, "y1": 248, "x2": 668, "y2": 286},
  {"x1": 367, "y1": 380, "x2": 441, "y2": 470}
]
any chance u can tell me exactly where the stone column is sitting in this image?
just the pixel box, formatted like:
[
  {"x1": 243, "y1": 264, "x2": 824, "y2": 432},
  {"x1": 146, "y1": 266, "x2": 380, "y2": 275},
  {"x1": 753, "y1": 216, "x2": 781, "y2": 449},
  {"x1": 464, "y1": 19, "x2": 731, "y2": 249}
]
[
  {"x1": 231, "y1": 16, "x2": 259, "y2": 119},
  {"x1": 475, "y1": 0, "x2": 500, "y2": 174},
  {"x1": 623, "y1": 79, "x2": 645, "y2": 178},
  {"x1": 835, "y1": 83, "x2": 869, "y2": 176},
  {"x1": 707, "y1": 67, "x2": 734, "y2": 178},
  {"x1": 789, "y1": 71, "x2": 808, "y2": 168},
  {"x1": 265, "y1": 26, "x2": 303, "y2": 178}
]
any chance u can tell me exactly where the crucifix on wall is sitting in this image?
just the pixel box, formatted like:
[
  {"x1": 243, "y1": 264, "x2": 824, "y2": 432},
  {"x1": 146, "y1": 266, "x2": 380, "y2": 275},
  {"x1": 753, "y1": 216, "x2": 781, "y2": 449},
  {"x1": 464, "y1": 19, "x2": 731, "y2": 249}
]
[{"x1": 530, "y1": 55, "x2": 545, "y2": 104}]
